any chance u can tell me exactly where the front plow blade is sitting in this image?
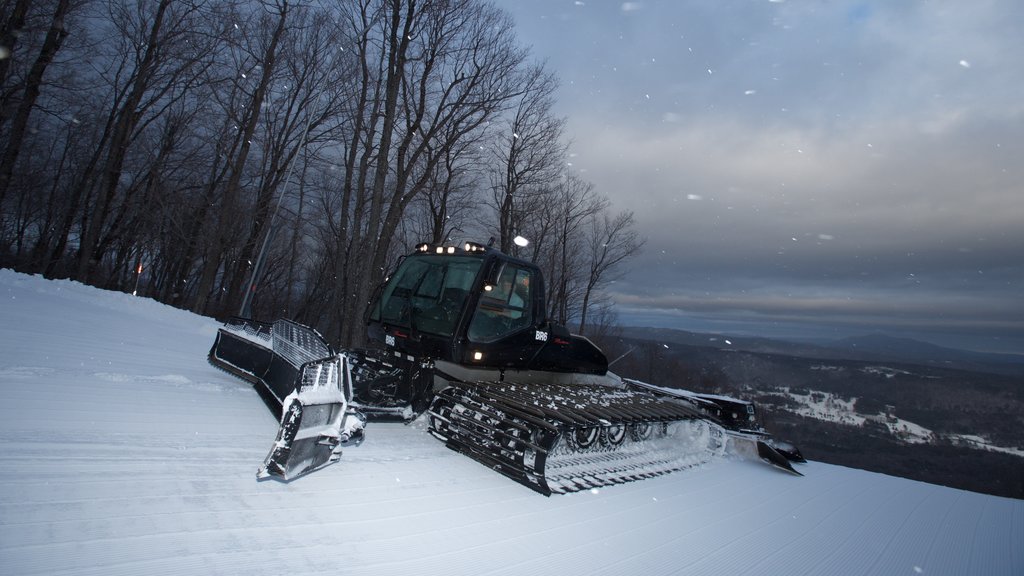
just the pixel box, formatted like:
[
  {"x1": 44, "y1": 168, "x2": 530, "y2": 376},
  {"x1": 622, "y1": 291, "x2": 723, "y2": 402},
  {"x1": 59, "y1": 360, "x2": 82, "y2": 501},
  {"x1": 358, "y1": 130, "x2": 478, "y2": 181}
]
[
  {"x1": 756, "y1": 439, "x2": 803, "y2": 476},
  {"x1": 725, "y1": 433, "x2": 803, "y2": 476},
  {"x1": 258, "y1": 355, "x2": 365, "y2": 481}
]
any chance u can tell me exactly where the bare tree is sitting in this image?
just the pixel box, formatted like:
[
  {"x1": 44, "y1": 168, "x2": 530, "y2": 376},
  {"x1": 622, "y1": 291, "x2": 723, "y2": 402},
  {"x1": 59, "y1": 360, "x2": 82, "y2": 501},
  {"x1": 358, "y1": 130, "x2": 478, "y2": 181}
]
[
  {"x1": 192, "y1": 0, "x2": 290, "y2": 315},
  {"x1": 488, "y1": 63, "x2": 566, "y2": 255},
  {"x1": 533, "y1": 173, "x2": 606, "y2": 325},
  {"x1": 74, "y1": 0, "x2": 219, "y2": 284},
  {"x1": 578, "y1": 209, "x2": 644, "y2": 334},
  {"x1": 405, "y1": 143, "x2": 481, "y2": 245},
  {"x1": 0, "y1": 0, "x2": 33, "y2": 90},
  {"x1": 221, "y1": 5, "x2": 353, "y2": 317},
  {"x1": 0, "y1": 0, "x2": 72, "y2": 208}
]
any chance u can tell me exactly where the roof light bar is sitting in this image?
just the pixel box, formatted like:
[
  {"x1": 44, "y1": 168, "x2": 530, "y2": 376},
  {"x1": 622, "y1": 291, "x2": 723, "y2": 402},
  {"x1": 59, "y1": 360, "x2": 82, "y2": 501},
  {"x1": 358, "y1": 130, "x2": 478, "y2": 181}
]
[{"x1": 413, "y1": 241, "x2": 489, "y2": 254}]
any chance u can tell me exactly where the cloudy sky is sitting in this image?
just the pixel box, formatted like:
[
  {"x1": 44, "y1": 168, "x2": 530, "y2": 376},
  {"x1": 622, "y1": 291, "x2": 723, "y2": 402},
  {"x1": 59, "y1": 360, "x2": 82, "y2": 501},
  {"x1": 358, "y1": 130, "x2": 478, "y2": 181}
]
[{"x1": 491, "y1": 0, "x2": 1023, "y2": 354}]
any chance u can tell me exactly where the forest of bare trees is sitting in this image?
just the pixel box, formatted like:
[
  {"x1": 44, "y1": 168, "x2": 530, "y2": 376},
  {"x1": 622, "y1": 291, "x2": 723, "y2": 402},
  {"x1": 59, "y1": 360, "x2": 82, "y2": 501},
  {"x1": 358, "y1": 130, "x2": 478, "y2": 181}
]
[{"x1": 0, "y1": 0, "x2": 643, "y2": 347}]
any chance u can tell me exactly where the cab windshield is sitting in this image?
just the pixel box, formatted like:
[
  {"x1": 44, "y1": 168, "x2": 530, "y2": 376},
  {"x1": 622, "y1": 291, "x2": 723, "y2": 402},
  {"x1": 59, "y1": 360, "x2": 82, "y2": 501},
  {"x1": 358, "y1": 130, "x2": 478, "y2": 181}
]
[{"x1": 372, "y1": 255, "x2": 482, "y2": 337}]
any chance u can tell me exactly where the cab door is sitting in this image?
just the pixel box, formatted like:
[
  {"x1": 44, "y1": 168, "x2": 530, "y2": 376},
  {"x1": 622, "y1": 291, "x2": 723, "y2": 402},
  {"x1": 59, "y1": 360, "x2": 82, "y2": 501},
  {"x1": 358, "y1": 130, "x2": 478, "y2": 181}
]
[
  {"x1": 467, "y1": 263, "x2": 535, "y2": 342},
  {"x1": 462, "y1": 262, "x2": 548, "y2": 367}
]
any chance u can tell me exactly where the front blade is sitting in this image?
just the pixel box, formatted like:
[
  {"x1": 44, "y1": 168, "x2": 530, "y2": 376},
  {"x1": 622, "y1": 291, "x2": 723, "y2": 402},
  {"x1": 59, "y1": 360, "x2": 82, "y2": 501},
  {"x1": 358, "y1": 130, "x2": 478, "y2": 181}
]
[
  {"x1": 770, "y1": 439, "x2": 806, "y2": 463},
  {"x1": 257, "y1": 355, "x2": 362, "y2": 481},
  {"x1": 726, "y1": 433, "x2": 803, "y2": 476},
  {"x1": 756, "y1": 439, "x2": 803, "y2": 476},
  {"x1": 258, "y1": 394, "x2": 345, "y2": 480}
]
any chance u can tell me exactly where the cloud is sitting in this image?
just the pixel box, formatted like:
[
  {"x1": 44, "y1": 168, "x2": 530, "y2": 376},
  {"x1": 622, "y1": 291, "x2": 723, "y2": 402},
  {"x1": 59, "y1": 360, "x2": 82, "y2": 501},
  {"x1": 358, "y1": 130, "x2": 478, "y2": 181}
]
[
  {"x1": 494, "y1": 0, "x2": 1024, "y2": 351},
  {"x1": 611, "y1": 285, "x2": 1024, "y2": 342},
  {"x1": 574, "y1": 114, "x2": 1022, "y2": 247},
  {"x1": 567, "y1": 108, "x2": 1023, "y2": 347}
]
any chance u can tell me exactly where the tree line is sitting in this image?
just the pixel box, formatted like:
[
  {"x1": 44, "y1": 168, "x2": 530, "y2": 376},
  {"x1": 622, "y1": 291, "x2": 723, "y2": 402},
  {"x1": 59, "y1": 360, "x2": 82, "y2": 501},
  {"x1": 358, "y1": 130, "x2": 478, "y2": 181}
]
[{"x1": 0, "y1": 0, "x2": 643, "y2": 346}]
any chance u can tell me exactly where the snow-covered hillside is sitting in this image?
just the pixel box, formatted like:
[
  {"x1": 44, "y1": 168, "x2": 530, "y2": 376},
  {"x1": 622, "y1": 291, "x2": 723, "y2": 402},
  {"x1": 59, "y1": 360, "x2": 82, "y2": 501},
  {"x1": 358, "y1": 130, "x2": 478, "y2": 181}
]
[
  {"x1": 767, "y1": 382, "x2": 1024, "y2": 455},
  {"x1": 1, "y1": 269, "x2": 1022, "y2": 576}
]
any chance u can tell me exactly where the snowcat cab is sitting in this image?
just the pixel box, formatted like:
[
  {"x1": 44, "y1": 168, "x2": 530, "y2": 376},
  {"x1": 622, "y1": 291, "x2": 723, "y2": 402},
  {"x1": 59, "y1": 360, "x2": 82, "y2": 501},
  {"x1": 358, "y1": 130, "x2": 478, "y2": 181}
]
[{"x1": 365, "y1": 241, "x2": 607, "y2": 376}]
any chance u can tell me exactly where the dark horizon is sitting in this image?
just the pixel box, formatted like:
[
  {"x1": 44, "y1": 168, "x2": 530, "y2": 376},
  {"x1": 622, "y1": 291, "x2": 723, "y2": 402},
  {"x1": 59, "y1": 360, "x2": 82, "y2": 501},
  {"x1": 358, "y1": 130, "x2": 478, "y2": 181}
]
[{"x1": 615, "y1": 310, "x2": 1024, "y2": 357}]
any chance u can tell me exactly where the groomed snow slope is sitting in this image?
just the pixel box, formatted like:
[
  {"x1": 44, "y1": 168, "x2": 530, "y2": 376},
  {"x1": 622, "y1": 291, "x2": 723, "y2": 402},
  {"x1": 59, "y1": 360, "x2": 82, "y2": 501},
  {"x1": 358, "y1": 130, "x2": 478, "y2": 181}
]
[{"x1": 1, "y1": 269, "x2": 1021, "y2": 576}]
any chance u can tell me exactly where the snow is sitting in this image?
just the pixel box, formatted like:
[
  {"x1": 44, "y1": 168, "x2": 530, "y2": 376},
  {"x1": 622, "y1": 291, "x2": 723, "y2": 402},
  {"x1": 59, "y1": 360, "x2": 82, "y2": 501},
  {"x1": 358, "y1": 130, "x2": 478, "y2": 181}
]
[
  {"x1": 1, "y1": 269, "x2": 1022, "y2": 576},
  {"x1": 949, "y1": 434, "x2": 1024, "y2": 458},
  {"x1": 775, "y1": 386, "x2": 866, "y2": 426},
  {"x1": 770, "y1": 383, "x2": 1024, "y2": 451}
]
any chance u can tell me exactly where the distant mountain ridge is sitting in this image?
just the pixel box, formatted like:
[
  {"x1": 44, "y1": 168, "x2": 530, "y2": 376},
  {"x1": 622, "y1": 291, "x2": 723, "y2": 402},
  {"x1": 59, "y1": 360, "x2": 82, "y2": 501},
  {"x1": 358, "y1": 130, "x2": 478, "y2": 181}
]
[
  {"x1": 617, "y1": 327, "x2": 1024, "y2": 376},
  {"x1": 828, "y1": 333, "x2": 1023, "y2": 367}
]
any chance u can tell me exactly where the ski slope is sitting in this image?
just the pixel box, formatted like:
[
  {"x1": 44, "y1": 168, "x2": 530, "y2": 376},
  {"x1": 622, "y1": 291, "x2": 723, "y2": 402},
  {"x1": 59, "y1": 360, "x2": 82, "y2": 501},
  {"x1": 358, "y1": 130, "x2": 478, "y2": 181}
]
[{"x1": 1, "y1": 269, "x2": 1021, "y2": 576}]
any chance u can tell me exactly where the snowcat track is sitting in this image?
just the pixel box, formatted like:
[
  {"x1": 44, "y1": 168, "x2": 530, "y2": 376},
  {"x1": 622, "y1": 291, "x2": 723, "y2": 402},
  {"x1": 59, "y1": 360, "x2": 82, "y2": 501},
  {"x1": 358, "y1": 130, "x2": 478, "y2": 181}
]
[
  {"x1": 427, "y1": 381, "x2": 725, "y2": 495},
  {"x1": 621, "y1": 379, "x2": 806, "y2": 475}
]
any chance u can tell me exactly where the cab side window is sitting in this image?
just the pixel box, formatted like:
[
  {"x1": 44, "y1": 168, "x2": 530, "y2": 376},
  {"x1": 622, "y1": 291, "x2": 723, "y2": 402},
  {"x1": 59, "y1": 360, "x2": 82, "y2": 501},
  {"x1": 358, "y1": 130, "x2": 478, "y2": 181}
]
[{"x1": 467, "y1": 265, "x2": 534, "y2": 342}]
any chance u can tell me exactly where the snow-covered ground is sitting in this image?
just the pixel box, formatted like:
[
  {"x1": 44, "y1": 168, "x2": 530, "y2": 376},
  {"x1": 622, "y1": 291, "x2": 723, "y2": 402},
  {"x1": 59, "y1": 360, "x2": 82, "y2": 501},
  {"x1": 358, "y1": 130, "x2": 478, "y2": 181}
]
[
  {"x1": 775, "y1": 386, "x2": 867, "y2": 427},
  {"x1": 948, "y1": 434, "x2": 1024, "y2": 458},
  {"x1": 1, "y1": 269, "x2": 1022, "y2": 576}
]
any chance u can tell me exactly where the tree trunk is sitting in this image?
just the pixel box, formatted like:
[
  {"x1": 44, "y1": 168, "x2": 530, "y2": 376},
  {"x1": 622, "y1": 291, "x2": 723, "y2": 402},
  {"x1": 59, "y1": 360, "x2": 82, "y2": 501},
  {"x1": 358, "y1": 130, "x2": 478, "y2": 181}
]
[
  {"x1": 342, "y1": 0, "x2": 415, "y2": 347},
  {"x1": 0, "y1": 0, "x2": 71, "y2": 208},
  {"x1": 192, "y1": 2, "x2": 289, "y2": 316},
  {"x1": 76, "y1": 0, "x2": 172, "y2": 282},
  {"x1": 0, "y1": 0, "x2": 32, "y2": 96}
]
